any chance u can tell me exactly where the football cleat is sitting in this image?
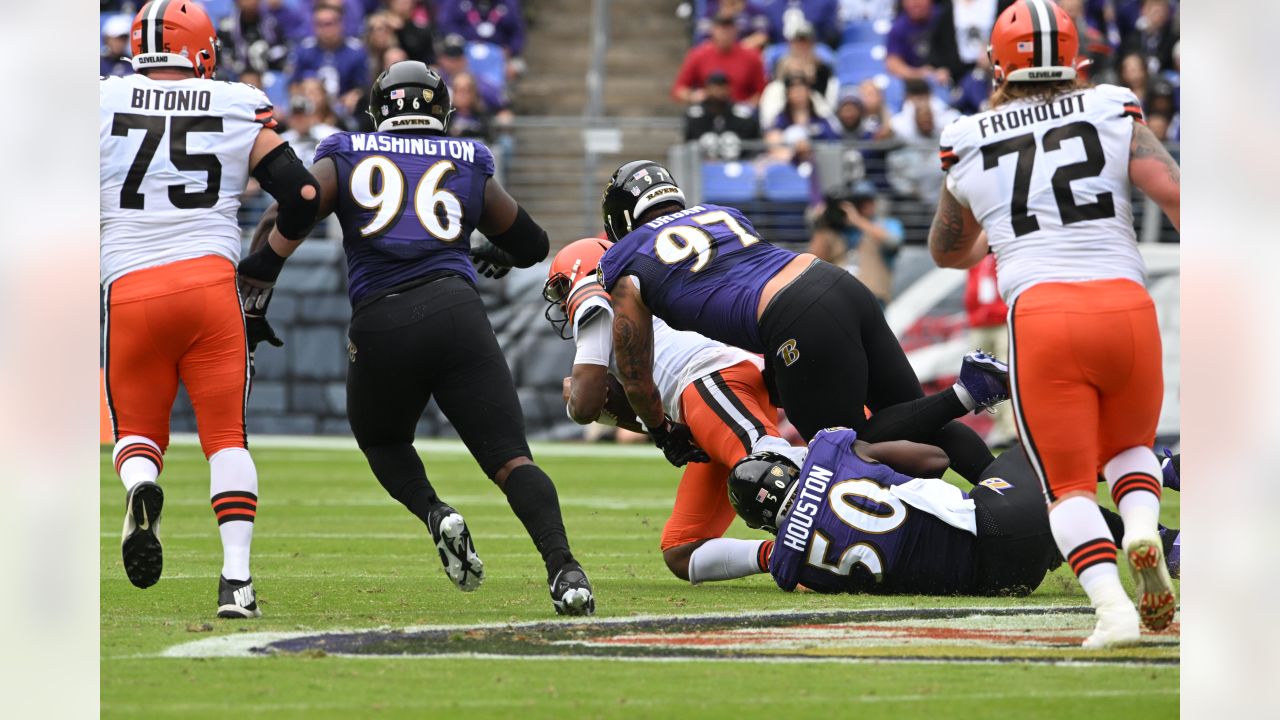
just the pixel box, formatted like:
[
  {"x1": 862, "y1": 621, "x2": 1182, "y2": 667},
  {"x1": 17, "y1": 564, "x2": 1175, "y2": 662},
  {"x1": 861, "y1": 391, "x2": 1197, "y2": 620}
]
[
  {"x1": 1160, "y1": 448, "x2": 1180, "y2": 491},
  {"x1": 217, "y1": 575, "x2": 262, "y2": 619},
  {"x1": 1082, "y1": 601, "x2": 1141, "y2": 649},
  {"x1": 957, "y1": 350, "x2": 1010, "y2": 413},
  {"x1": 1163, "y1": 530, "x2": 1181, "y2": 580},
  {"x1": 121, "y1": 481, "x2": 164, "y2": 589},
  {"x1": 1124, "y1": 536, "x2": 1178, "y2": 631},
  {"x1": 428, "y1": 504, "x2": 484, "y2": 592},
  {"x1": 550, "y1": 560, "x2": 595, "y2": 616}
]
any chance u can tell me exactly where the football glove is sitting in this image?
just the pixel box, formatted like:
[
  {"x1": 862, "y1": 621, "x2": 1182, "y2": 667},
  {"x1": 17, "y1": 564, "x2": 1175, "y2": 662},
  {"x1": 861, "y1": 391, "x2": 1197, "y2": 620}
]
[
  {"x1": 245, "y1": 314, "x2": 284, "y2": 352},
  {"x1": 237, "y1": 244, "x2": 288, "y2": 313},
  {"x1": 470, "y1": 238, "x2": 517, "y2": 279},
  {"x1": 647, "y1": 418, "x2": 710, "y2": 467}
]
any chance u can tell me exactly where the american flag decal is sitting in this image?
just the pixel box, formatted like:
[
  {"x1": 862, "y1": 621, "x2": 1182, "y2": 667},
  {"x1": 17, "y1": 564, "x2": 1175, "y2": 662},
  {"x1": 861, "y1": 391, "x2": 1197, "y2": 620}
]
[
  {"x1": 756, "y1": 488, "x2": 770, "y2": 503},
  {"x1": 389, "y1": 89, "x2": 405, "y2": 99},
  {"x1": 1017, "y1": 41, "x2": 1034, "y2": 53}
]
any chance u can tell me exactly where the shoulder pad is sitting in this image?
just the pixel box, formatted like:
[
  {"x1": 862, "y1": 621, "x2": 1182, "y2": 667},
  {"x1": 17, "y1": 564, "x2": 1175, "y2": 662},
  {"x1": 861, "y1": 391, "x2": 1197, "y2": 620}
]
[{"x1": 566, "y1": 280, "x2": 612, "y2": 327}]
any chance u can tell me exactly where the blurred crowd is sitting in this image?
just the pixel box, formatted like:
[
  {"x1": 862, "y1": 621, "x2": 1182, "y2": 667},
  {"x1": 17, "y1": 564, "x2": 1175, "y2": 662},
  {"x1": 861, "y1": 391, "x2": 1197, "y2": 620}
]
[
  {"x1": 100, "y1": 0, "x2": 527, "y2": 155},
  {"x1": 676, "y1": 0, "x2": 1180, "y2": 298}
]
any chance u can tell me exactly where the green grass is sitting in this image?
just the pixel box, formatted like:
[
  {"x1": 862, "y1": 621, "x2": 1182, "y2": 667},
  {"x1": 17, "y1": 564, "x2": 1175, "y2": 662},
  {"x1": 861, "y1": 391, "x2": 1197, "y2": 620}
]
[{"x1": 101, "y1": 443, "x2": 1178, "y2": 719}]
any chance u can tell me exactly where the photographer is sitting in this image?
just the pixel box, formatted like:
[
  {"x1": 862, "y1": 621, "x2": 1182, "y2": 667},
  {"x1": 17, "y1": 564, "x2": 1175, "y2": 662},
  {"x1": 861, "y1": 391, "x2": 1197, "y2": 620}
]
[{"x1": 807, "y1": 181, "x2": 903, "y2": 306}]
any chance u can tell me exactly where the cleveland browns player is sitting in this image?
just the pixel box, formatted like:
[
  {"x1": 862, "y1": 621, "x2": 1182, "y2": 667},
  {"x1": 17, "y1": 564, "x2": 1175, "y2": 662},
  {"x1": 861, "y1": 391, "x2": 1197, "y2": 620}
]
[
  {"x1": 928, "y1": 0, "x2": 1180, "y2": 647},
  {"x1": 100, "y1": 0, "x2": 320, "y2": 617}
]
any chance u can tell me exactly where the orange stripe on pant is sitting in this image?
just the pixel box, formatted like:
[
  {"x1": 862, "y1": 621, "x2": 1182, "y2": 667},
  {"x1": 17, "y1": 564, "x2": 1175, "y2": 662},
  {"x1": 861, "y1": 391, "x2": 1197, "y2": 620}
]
[
  {"x1": 660, "y1": 360, "x2": 781, "y2": 551},
  {"x1": 105, "y1": 255, "x2": 249, "y2": 458},
  {"x1": 1008, "y1": 279, "x2": 1163, "y2": 502}
]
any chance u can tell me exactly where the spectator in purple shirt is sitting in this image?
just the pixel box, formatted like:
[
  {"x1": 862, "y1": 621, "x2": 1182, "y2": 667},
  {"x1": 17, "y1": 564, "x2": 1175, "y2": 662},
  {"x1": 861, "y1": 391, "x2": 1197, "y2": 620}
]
[
  {"x1": 759, "y1": 0, "x2": 840, "y2": 48},
  {"x1": 436, "y1": 0, "x2": 528, "y2": 79},
  {"x1": 766, "y1": 74, "x2": 840, "y2": 163},
  {"x1": 100, "y1": 14, "x2": 133, "y2": 78},
  {"x1": 285, "y1": 0, "x2": 373, "y2": 43},
  {"x1": 885, "y1": 0, "x2": 951, "y2": 85},
  {"x1": 218, "y1": 0, "x2": 297, "y2": 76},
  {"x1": 290, "y1": 3, "x2": 370, "y2": 116}
]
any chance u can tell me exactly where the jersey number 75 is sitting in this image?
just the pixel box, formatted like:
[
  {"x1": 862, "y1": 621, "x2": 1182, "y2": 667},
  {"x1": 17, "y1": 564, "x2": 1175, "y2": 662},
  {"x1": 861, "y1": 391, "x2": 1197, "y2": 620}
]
[{"x1": 110, "y1": 113, "x2": 222, "y2": 210}]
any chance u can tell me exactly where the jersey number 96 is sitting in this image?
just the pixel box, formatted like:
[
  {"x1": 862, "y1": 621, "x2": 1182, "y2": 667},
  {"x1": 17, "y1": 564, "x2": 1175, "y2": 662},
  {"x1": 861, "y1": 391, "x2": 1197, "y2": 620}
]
[{"x1": 349, "y1": 156, "x2": 463, "y2": 241}]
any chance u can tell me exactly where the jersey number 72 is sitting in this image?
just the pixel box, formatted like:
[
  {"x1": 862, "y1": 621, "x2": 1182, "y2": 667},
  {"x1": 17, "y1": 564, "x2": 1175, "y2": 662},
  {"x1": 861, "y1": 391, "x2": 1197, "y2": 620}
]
[{"x1": 981, "y1": 120, "x2": 1116, "y2": 237}]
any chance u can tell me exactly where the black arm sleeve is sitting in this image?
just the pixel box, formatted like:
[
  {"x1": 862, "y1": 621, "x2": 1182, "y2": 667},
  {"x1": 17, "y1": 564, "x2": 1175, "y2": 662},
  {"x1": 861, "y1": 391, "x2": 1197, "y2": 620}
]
[
  {"x1": 252, "y1": 143, "x2": 320, "y2": 241},
  {"x1": 485, "y1": 205, "x2": 549, "y2": 268}
]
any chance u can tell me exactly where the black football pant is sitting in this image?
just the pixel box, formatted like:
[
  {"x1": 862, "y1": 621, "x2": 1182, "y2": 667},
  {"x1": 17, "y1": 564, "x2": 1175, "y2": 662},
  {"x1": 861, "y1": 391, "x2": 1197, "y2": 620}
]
[
  {"x1": 760, "y1": 260, "x2": 994, "y2": 482},
  {"x1": 345, "y1": 276, "x2": 572, "y2": 573}
]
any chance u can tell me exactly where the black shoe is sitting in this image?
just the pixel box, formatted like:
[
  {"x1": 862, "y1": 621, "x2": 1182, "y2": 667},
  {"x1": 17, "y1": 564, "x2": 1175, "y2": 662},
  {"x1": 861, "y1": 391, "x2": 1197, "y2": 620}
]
[
  {"x1": 217, "y1": 575, "x2": 262, "y2": 619},
  {"x1": 427, "y1": 503, "x2": 484, "y2": 592},
  {"x1": 549, "y1": 560, "x2": 595, "y2": 616},
  {"x1": 121, "y1": 482, "x2": 164, "y2": 589}
]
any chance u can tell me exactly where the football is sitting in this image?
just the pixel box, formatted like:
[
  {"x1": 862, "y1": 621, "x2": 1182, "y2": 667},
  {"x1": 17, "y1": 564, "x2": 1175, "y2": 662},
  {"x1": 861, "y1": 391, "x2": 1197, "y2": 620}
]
[{"x1": 600, "y1": 374, "x2": 643, "y2": 433}]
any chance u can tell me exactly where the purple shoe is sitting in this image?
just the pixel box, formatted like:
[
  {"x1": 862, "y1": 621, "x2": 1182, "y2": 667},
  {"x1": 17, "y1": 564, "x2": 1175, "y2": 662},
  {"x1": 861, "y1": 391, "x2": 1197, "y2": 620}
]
[
  {"x1": 1160, "y1": 526, "x2": 1181, "y2": 579},
  {"x1": 958, "y1": 350, "x2": 1010, "y2": 413},
  {"x1": 1160, "y1": 448, "x2": 1180, "y2": 492}
]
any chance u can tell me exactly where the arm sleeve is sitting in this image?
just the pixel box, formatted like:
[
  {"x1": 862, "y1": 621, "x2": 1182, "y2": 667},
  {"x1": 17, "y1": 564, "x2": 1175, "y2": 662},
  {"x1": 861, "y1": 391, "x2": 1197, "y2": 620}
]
[{"x1": 572, "y1": 309, "x2": 614, "y2": 368}]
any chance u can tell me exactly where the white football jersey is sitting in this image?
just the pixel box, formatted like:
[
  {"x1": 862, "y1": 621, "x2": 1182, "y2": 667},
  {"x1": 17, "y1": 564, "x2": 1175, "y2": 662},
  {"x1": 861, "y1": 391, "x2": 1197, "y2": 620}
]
[
  {"x1": 940, "y1": 84, "x2": 1147, "y2": 303},
  {"x1": 100, "y1": 74, "x2": 276, "y2": 285},
  {"x1": 570, "y1": 279, "x2": 761, "y2": 424}
]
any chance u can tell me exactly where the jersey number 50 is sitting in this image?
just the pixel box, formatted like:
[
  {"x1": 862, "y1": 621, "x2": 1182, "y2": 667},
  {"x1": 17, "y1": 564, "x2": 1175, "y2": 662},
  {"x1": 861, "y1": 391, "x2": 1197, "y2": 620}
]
[
  {"x1": 807, "y1": 479, "x2": 908, "y2": 583},
  {"x1": 981, "y1": 120, "x2": 1116, "y2": 237},
  {"x1": 349, "y1": 156, "x2": 463, "y2": 241}
]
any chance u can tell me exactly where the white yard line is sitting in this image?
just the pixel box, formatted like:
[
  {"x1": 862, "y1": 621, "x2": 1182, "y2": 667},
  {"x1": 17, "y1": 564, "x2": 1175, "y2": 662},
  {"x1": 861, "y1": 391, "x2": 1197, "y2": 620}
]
[{"x1": 170, "y1": 433, "x2": 665, "y2": 459}]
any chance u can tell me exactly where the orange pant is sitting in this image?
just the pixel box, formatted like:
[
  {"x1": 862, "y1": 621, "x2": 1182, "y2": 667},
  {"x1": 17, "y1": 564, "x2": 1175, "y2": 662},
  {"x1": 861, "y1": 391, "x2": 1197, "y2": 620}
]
[
  {"x1": 661, "y1": 360, "x2": 780, "y2": 550},
  {"x1": 1008, "y1": 279, "x2": 1163, "y2": 502},
  {"x1": 104, "y1": 256, "x2": 249, "y2": 458}
]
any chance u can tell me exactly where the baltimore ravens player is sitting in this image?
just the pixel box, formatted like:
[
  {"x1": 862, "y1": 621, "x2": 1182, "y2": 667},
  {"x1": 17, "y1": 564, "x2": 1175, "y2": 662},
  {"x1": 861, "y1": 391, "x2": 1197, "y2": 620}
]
[
  {"x1": 728, "y1": 432, "x2": 1180, "y2": 598},
  {"x1": 596, "y1": 161, "x2": 1004, "y2": 485},
  {"x1": 240, "y1": 62, "x2": 594, "y2": 615}
]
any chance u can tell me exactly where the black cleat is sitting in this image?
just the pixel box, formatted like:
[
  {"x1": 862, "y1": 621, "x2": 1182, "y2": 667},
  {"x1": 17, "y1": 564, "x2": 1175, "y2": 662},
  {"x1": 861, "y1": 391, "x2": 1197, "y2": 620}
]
[
  {"x1": 427, "y1": 503, "x2": 484, "y2": 592},
  {"x1": 549, "y1": 560, "x2": 595, "y2": 616},
  {"x1": 121, "y1": 482, "x2": 164, "y2": 589},
  {"x1": 217, "y1": 575, "x2": 262, "y2": 618}
]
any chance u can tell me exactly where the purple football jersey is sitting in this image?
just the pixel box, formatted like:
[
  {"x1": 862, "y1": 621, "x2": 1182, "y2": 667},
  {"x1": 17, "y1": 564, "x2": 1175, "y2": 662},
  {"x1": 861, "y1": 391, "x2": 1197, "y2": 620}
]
[
  {"x1": 596, "y1": 203, "x2": 795, "y2": 352},
  {"x1": 315, "y1": 132, "x2": 493, "y2": 306},
  {"x1": 770, "y1": 428, "x2": 976, "y2": 595}
]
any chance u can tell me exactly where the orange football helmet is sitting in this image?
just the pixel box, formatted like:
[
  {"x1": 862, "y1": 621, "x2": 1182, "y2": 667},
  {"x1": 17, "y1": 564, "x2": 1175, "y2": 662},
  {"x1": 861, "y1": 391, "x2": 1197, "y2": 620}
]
[
  {"x1": 130, "y1": 0, "x2": 219, "y2": 78},
  {"x1": 988, "y1": 0, "x2": 1080, "y2": 84},
  {"x1": 543, "y1": 238, "x2": 613, "y2": 339}
]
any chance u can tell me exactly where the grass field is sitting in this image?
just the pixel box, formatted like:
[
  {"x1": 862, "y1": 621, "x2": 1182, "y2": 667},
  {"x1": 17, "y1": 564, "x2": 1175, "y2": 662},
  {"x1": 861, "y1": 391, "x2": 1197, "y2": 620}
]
[{"x1": 101, "y1": 440, "x2": 1179, "y2": 718}]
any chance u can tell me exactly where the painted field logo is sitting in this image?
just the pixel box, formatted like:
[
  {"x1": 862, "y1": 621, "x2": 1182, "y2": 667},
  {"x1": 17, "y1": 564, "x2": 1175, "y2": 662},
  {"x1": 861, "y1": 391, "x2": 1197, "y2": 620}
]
[{"x1": 166, "y1": 607, "x2": 1180, "y2": 665}]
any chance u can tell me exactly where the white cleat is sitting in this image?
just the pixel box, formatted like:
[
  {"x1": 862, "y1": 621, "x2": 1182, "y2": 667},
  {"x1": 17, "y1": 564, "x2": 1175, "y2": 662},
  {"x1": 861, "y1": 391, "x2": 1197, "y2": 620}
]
[
  {"x1": 428, "y1": 505, "x2": 484, "y2": 592},
  {"x1": 1082, "y1": 601, "x2": 1142, "y2": 649},
  {"x1": 1124, "y1": 536, "x2": 1178, "y2": 631}
]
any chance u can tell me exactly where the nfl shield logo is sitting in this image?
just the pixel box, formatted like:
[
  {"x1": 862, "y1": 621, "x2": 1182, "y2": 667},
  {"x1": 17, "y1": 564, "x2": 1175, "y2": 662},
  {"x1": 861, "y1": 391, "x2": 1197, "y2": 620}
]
[{"x1": 389, "y1": 89, "x2": 406, "y2": 99}]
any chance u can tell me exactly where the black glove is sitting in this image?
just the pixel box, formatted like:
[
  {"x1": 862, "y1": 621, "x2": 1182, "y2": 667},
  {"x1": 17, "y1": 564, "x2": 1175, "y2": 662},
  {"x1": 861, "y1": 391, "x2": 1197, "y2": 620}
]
[
  {"x1": 647, "y1": 418, "x2": 710, "y2": 467},
  {"x1": 246, "y1": 314, "x2": 283, "y2": 352},
  {"x1": 237, "y1": 244, "x2": 288, "y2": 313},
  {"x1": 470, "y1": 237, "x2": 518, "y2": 279}
]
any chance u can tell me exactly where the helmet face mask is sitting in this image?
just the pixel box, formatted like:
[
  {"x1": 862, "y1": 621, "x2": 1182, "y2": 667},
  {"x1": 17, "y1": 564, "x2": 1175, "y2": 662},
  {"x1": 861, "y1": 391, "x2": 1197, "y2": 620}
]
[
  {"x1": 727, "y1": 452, "x2": 802, "y2": 535},
  {"x1": 601, "y1": 161, "x2": 687, "y2": 242},
  {"x1": 542, "y1": 238, "x2": 613, "y2": 340},
  {"x1": 368, "y1": 61, "x2": 455, "y2": 134}
]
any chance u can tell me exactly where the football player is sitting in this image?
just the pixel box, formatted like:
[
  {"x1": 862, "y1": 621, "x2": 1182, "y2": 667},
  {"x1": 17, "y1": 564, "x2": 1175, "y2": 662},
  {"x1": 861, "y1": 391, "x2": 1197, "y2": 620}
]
[
  {"x1": 100, "y1": 0, "x2": 320, "y2": 617},
  {"x1": 241, "y1": 62, "x2": 594, "y2": 615},
  {"x1": 927, "y1": 0, "x2": 1180, "y2": 646},
  {"x1": 594, "y1": 162, "x2": 1005, "y2": 486},
  {"x1": 728, "y1": 431, "x2": 1181, "y2": 598},
  {"x1": 545, "y1": 239, "x2": 1016, "y2": 585}
]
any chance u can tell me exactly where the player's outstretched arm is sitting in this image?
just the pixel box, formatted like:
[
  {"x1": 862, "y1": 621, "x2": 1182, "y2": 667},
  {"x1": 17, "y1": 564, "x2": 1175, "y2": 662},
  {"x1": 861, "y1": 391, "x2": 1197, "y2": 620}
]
[
  {"x1": 610, "y1": 279, "x2": 664, "y2": 429},
  {"x1": 928, "y1": 186, "x2": 986, "y2": 269},
  {"x1": 1129, "y1": 122, "x2": 1180, "y2": 232},
  {"x1": 855, "y1": 439, "x2": 951, "y2": 479}
]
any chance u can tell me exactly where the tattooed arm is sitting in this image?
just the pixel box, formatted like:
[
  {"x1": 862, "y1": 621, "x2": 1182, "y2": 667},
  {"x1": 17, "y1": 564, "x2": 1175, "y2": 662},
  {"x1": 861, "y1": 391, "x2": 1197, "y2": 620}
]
[
  {"x1": 1129, "y1": 122, "x2": 1180, "y2": 231},
  {"x1": 928, "y1": 184, "x2": 986, "y2": 268},
  {"x1": 610, "y1": 277, "x2": 665, "y2": 429}
]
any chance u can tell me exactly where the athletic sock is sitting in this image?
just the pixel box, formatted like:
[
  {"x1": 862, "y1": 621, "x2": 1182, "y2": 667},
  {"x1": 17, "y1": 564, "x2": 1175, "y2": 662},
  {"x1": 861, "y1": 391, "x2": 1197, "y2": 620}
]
[
  {"x1": 1050, "y1": 495, "x2": 1129, "y2": 610},
  {"x1": 502, "y1": 464, "x2": 573, "y2": 575},
  {"x1": 1103, "y1": 447, "x2": 1163, "y2": 544},
  {"x1": 687, "y1": 538, "x2": 772, "y2": 584},
  {"x1": 928, "y1": 420, "x2": 996, "y2": 483},
  {"x1": 861, "y1": 388, "x2": 969, "y2": 444},
  {"x1": 362, "y1": 444, "x2": 441, "y2": 526},
  {"x1": 209, "y1": 448, "x2": 258, "y2": 582},
  {"x1": 113, "y1": 435, "x2": 164, "y2": 492}
]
